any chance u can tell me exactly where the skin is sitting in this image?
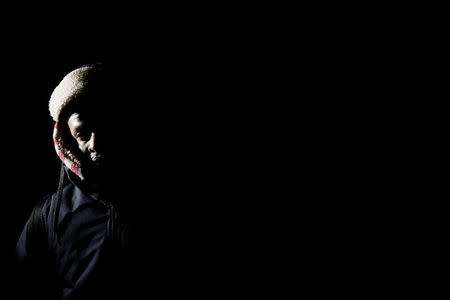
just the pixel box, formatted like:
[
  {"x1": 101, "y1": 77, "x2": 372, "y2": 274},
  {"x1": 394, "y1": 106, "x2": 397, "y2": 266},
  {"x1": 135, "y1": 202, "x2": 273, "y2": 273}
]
[{"x1": 67, "y1": 112, "x2": 106, "y2": 186}]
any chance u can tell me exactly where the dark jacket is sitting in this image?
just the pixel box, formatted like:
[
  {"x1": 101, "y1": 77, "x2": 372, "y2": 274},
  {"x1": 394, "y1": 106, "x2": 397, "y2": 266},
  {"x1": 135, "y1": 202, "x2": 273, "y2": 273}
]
[
  {"x1": 16, "y1": 171, "x2": 136, "y2": 300},
  {"x1": 16, "y1": 164, "x2": 248, "y2": 299}
]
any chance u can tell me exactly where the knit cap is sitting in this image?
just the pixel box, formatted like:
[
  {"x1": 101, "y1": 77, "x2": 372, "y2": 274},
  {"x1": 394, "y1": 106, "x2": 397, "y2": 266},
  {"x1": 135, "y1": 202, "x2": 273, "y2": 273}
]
[{"x1": 49, "y1": 64, "x2": 102, "y2": 180}]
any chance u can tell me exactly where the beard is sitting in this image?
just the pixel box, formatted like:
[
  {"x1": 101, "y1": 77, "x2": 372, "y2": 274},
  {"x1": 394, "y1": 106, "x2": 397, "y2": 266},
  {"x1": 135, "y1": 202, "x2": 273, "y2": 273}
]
[{"x1": 81, "y1": 154, "x2": 108, "y2": 183}]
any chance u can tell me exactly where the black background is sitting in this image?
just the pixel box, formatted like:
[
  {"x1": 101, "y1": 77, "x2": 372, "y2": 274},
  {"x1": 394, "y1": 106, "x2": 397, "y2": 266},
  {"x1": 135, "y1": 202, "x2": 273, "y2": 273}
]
[
  {"x1": 2, "y1": 22, "x2": 278, "y2": 297},
  {"x1": 2, "y1": 6, "x2": 412, "y2": 298}
]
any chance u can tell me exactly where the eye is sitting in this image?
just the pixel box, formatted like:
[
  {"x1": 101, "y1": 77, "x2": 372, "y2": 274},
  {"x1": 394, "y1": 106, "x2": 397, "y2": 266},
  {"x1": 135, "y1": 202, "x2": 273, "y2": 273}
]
[{"x1": 76, "y1": 131, "x2": 90, "y2": 141}]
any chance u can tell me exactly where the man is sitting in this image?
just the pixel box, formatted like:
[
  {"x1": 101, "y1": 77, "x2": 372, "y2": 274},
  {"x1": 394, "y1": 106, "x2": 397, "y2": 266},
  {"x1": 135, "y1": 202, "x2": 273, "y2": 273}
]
[
  {"x1": 16, "y1": 63, "x2": 138, "y2": 299},
  {"x1": 15, "y1": 61, "x2": 257, "y2": 299}
]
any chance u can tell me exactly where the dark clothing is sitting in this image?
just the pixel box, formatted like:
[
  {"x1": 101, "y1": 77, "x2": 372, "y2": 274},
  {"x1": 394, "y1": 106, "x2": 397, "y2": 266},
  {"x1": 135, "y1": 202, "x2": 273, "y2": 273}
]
[
  {"x1": 16, "y1": 163, "x2": 253, "y2": 299},
  {"x1": 16, "y1": 180, "x2": 135, "y2": 300}
]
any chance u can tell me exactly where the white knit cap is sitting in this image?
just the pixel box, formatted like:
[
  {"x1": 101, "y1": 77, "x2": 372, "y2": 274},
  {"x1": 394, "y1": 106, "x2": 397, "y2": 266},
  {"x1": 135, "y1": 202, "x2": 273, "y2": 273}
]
[
  {"x1": 49, "y1": 64, "x2": 100, "y2": 180},
  {"x1": 49, "y1": 65, "x2": 96, "y2": 122}
]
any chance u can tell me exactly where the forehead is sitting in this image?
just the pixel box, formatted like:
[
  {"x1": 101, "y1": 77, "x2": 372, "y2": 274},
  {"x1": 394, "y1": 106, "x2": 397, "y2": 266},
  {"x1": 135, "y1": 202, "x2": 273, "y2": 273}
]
[
  {"x1": 67, "y1": 112, "x2": 83, "y2": 125},
  {"x1": 67, "y1": 111, "x2": 110, "y2": 131},
  {"x1": 67, "y1": 112, "x2": 89, "y2": 132}
]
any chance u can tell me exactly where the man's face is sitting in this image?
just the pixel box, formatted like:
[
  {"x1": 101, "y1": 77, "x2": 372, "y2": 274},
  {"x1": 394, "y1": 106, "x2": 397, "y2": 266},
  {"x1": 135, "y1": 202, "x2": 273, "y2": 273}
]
[{"x1": 67, "y1": 112, "x2": 106, "y2": 178}]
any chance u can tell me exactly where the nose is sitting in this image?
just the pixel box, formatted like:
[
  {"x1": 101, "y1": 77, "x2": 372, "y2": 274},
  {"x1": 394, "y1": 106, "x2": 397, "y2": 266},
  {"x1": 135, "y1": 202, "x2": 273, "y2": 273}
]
[{"x1": 88, "y1": 133, "x2": 96, "y2": 153}]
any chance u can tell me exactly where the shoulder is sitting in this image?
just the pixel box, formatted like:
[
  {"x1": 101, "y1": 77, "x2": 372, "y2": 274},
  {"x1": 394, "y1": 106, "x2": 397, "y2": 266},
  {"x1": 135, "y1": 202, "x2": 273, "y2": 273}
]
[
  {"x1": 33, "y1": 182, "x2": 90, "y2": 230},
  {"x1": 46, "y1": 182, "x2": 102, "y2": 226},
  {"x1": 16, "y1": 192, "x2": 56, "y2": 261},
  {"x1": 16, "y1": 183, "x2": 86, "y2": 260},
  {"x1": 40, "y1": 183, "x2": 75, "y2": 221},
  {"x1": 27, "y1": 192, "x2": 54, "y2": 236}
]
